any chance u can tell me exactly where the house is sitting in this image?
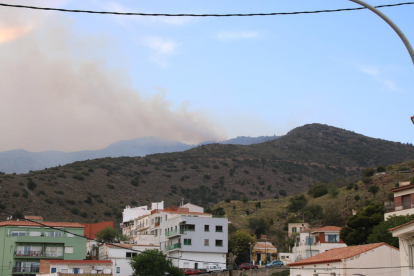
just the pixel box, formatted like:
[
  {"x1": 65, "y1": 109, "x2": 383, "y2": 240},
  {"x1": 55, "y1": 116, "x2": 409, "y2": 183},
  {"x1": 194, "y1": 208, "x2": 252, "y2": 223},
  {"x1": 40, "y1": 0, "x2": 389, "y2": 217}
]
[
  {"x1": 288, "y1": 242, "x2": 400, "y2": 276},
  {"x1": 288, "y1": 223, "x2": 310, "y2": 237},
  {"x1": 384, "y1": 182, "x2": 414, "y2": 219},
  {"x1": 38, "y1": 260, "x2": 112, "y2": 275},
  {"x1": 389, "y1": 219, "x2": 414, "y2": 276},
  {"x1": 98, "y1": 244, "x2": 159, "y2": 276},
  {"x1": 81, "y1": 221, "x2": 114, "y2": 259},
  {"x1": 0, "y1": 219, "x2": 86, "y2": 276},
  {"x1": 292, "y1": 226, "x2": 347, "y2": 261},
  {"x1": 251, "y1": 241, "x2": 277, "y2": 265},
  {"x1": 278, "y1": 253, "x2": 295, "y2": 264}
]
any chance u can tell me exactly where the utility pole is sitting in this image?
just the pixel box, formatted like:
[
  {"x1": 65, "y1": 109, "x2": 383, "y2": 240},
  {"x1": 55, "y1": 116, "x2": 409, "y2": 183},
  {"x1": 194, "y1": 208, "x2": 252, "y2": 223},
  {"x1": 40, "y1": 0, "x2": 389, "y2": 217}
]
[
  {"x1": 229, "y1": 253, "x2": 233, "y2": 276},
  {"x1": 309, "y1": 231, "x2": 312, "y2": 258}
]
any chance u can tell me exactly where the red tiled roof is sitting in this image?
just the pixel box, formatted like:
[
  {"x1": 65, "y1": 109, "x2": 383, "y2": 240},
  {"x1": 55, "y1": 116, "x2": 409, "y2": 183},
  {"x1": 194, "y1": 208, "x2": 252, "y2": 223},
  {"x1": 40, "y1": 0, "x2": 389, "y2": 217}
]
[
  {"x1": 312, "y1": 226, "x2": 342, "y2": 232},
  {"x1": 0, "y1": 221, "x2": 85, "y2": 228},
  {"x1": 389, "y1": 219, "x2": 414, "y2": 232},
  {"x1": 24, "y1": 216, "x2": 43, "y2": 220},
  {"x1": 162, "y1": 211, "x2": 212, "y2": 215},
  {"x1": 253, "y1": 242, "x2": 276, "y2": 250},
  {"x1": 390, "y1": 184, "x2": 414, "y2": 193},
  {"x1": 289, "y1": 243, "x2": 398, "y2": 267},
  {"x1": 43, "y1": 260, "x2": 112, "y2": 264}
]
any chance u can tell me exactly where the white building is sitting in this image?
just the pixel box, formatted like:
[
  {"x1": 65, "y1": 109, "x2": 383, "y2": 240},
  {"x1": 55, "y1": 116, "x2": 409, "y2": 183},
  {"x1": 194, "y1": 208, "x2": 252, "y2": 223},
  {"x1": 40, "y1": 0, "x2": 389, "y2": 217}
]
[
  {"x1": 292, "y1": 226, "x2": 347, "y2": 261},
  {"x1": 288, "y1": 223, "x2": 310, "y2": 237},
  {"x1": 390, "y1": 219, "x2": 414, "y2": 276},
  {"x1": 38, "y1": 260, "x2": 112, "y2": 276},
  {"x1": 385, "y1": 182, "x2": 414, "y2": 220},
  {"x1": 278, "y1": 253, "x2": 295, "y2": 264},
  {"x1": 98, "y1": 244, "x2": 159, "y2": 276},
  {"x1": 288, "y1": 243, "x2": 400, "y2": 276}
]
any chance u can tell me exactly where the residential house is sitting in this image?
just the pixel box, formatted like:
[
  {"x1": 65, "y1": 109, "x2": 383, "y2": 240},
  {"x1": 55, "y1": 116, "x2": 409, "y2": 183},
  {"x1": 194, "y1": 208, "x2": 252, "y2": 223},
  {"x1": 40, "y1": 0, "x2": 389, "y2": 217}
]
[
  {"x1": 278, "y1": 253, "x2": 294, "y2": 264},
  {"x1": 98, "y1": 244, "x2": 159, "y2": 276},
  {"x1": 292, "y1": 226, "x2": 347, "y2": 261},
  {"x1": 121, "y1": 202, "x2": 164, "y2": 238},
  {"x1": 82, "y1": 221, "x2": 114, "y2": 259},
  {"x1": 288, "y1": 243, "x2": 400, "y2": 276},
  {"x1": 288, "y1": 223, "x2": 310, "y2": 238},
  {"x1": 251, "y1": 241, "x2": 277, "y2": 265},
  {"x1": 385, "y1": 182, "x2": 414, "y2": 220},
  {"x1": 389, "y1": 219, "x2": 414, "y2": 276},
  {"x1": 38, "y1": 260, "x2": 112, "y2": 275},
  {"x1": 0, "y1": 219, "x2": 86, "y2": 276}
]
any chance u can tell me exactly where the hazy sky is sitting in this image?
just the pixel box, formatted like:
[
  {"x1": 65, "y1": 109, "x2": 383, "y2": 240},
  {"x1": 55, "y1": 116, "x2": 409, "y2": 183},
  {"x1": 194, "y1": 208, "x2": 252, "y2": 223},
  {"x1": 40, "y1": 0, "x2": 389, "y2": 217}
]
[{"x1": 0, "y1": 0, "x2": 413, "y2": 152}]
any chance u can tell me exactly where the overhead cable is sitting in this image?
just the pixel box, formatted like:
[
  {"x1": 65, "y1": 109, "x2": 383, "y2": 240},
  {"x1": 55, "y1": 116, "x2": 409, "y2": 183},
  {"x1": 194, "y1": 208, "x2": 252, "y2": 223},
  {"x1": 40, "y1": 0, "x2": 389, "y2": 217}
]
[{"x1": 0, "y1": 2, "x2": 413, "y2": 17}]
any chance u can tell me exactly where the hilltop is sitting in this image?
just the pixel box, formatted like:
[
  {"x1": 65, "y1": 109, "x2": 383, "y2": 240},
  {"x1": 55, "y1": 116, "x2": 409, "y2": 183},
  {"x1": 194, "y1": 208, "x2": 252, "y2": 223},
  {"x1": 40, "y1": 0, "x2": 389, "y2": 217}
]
[{"x1": 0, "y1": 123, "x2": 413, "y2": 226}]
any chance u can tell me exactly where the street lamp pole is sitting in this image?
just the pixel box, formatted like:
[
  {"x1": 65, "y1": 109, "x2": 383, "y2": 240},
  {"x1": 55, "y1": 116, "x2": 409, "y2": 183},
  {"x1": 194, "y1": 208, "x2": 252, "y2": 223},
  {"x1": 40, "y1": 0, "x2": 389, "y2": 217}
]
[
  {"x1": 249, "y1": 242, "x2": 252, "y2": 265},
  {"x1": 348, "y1": 0, "x2": 414, "y2": 66}
]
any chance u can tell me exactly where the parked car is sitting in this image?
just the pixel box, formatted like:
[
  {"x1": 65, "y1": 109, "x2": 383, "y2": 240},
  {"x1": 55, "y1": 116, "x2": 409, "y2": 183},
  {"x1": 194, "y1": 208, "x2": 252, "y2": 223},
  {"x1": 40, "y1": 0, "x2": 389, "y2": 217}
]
[
  {"x1": 239, "y1": 263, "x2": 258, "y2": 270},
  {"x1": 205, "y1": 265, "x2": 221, "y2": 273},
  {"x1": 265, "y1": 260, "x2": 284, "y2": 268},
  {"x1": 183, "y1": 269, "x2": 202, "y2": 275}
]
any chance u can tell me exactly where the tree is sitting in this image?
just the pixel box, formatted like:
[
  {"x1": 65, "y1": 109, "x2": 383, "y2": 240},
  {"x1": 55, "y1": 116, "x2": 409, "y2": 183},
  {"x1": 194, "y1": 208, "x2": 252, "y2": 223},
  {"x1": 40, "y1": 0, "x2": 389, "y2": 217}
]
[
  {"x1": 95, "y1": 227, "x2": 127, "y2": 243},
  {"x1": 323, "y1": 206, "x2": 343, "y2": 227},
  {"x1": 279, "y1": 189, "x2": 287, "y2": 197},
  {"x1": 362, "y1": 168, "x2": 375, "y2": 177},
  {"x1": 328, "y1": 185, "x2": 339, "y2": 198},
  {"x1": 340, "y1": 202, "x2": 384, "y2": 246},
  {"x1": 302, "y1": 204, "x2": 323, "y2": 222},
  {"x1": 241, "y1": 196, "x2": 249, "y2": 203},
  {"x1": 130, "y1": 249, "x2": 183, "y2": 276},
  {"x1": 307, "y1": 182, "x2": 328, "y2": 198},
  {"x1": 229, "y1": 230, "x2": 256, "y2": 264},
  {"x1": 288, "y1": 194, "x2": 308, "y2": 213},
  {"x1": 367, "y1": 214, "x2": 414, "y2": 248},
  {"x1": 362, "y1": 177, "x2": 373, "y2": 184},
  {"x1": 27, "y1": 178, "x2": 37, "y2": 191},
  {"x1": 377, "y1": 166, "x2": 386, "y2": 172},
  {"x1": 354, "y1": 195, "x2": 360, "y2": 201},
  {"x1": 368, "y1": 185, "x2": 380, "y2": 198}
]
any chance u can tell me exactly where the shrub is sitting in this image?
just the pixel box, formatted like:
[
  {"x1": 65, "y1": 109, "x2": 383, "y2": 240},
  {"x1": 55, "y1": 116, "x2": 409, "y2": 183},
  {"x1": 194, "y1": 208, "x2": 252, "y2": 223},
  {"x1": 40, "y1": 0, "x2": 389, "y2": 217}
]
[
  {"x1": 362, "y1": 168, "x2": 375, "y2": 177},
  {"x1": 81, "y1": 212, "x2": 88, "y2": 218},
  {"x1": 81, "y1": 171, "x2": 90, "y2": 176},
  {"x1": 377, "y1": 166, "x2": 386, "y2": 172},
  {"x1": 190, "y1": 165, "x2": 199, "y2": 170},
  {"x1": 36, "y1": 190, "x2": 46, "y2": 196},
  {"x1": 213, "y1": 165, "x2": 219, "y2": 169},
  {"x1": 72, "y1": 174, "x2": 85, "y2": 181},
  {"x1": 131, "y1": 178, "x2": 139, "y2": 187},
  {"x1": 107, "y1": 184, "x2": 115, "y2": 189},
  {"x1": 224, "y1": 197, "x2": 231, "y2": 203},
  {"x1": 131, "y1": 200, "x2": 138, "y2": 206},
  {"x1": 308, "y1": 182, "x2": 328, "y2": 198},
  {"x1": 22, "y1": 191, "x2": 29, "y2": 198},
  {"x1": 54, "y1": 190, "x2": 64, "y2": 195},
  {"x1": 104, "y1": 211, "x2": 112, "y2": 216},
  {"x1": 44, "y1": 198, "x2": 54, "y2": 204},
  {"x1": 354, "y1": 184, "x2": 359, "y2": 191},
  {"x1": 203, "y1": 175, "x2": 211, "y2": 180},
  {"x1": 71, "y1": 208, "x2": 79, "y2": 215},
  {"x1": 12, "y1": 192, "x2": 20, "y2": 197},
  {"x1": 288, "y1": 194, "x2": 308, "y2": 212},
  {"x1": 279, "y1": 189, "x2": 287, "y2": 197},
  {"x1": 84, "y1": 196, "x2": 93, "y2": 204},
  {"x1": 328, "y1": 185, "x2": 339, "y2": 198},
  {"x1": 346, "y1": 183, "x2": 355, "y2": 190},
  {"x1": 368, "y1": 185, "x2": 380, "y2": 198},
  {"x1": 241, "y1": 196, "x2": 249, "y2": 203},
  {"x1": 354, "y1": 195, "x2": 360, "y2": 201},
  {"x1": 97, "y1": 198, "x2": 104, "y2": 203},
  {"x1": 244, "y1": 170, "x2": 249, "y2": 174},
  {"x1": 27, "y1": 179, "x2": 37, "y2": 190},
  {"x1": 362, "y1": 177, "x2": 373, "y2": 184},
  {"x1": 88, "y1": 168, "x2": 94, "y2": 172}
]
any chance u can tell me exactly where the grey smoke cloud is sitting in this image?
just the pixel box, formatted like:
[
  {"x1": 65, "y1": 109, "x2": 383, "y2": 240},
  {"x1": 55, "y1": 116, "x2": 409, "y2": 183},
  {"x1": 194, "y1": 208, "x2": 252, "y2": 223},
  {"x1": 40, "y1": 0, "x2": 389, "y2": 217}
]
[{"x1": 0, "y1": 6, "x2": 226, "y2": 152}]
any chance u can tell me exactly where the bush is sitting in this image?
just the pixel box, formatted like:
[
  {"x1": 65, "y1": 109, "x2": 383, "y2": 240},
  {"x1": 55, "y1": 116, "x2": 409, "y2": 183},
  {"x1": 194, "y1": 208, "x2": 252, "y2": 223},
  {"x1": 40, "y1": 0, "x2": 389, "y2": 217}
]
[
  {"x1": 71, "y1": 208, "x2": 79, "y2": 215},
  {"x1": 225, "y1": 198, "x2": 231, "y2": 203},
  {"x1": 131, "y1": 178, "x2": 139, "y2": 186},
  {"x1": 66, "y1": 199, "x2": 76, "y2": 205},
  {"x1": 354, "y1": 184, "x2": 359, "y2": 191},
  {"x1": 308, "y1": 182, "x2": 328, "y2": 198},
  {"x1": 362, "y1": 168, "x2": 375, "y2": 177},
  {"x1": 107, "y1": 184, "x2": 115, "y2": 189},
  {"x1": 27, "y1": 179, "x2": 37, "y2": 191},
  {"x1": 12, "y1": 192, "x2": 20, "y2": 197},
  {"x1": 44, "y1": 198, "x2": 54, "y2": 204},
  {"x1": 213, "y1": 165, "x2": 219, "y2": 169},
  {"x1": 368, "y1": 185, "x2": 380, "y2": 198},
  {"x1": 377, "y1": 166, "x2": 386, "y2": 172},
  {"x1": 354, "y1": 195, "x2": 360, "y2": 201},
  {"x1": 81, "y1": 171, "x2": 90, "y2": 176},
  {"x1": 362, "y1": 177, "x2": 373, "y2": 184},
  {"x1": 346, "y1": 183, "x2": 355, "y2": 190},
  {"x1": 104, "y1": 211, "x2": 112, "y2": 216},
  {"x1": 88, "y1": 168, "x2": 94, "y2": 172},
  {"x1": 241, "y1": 196, "x2": 249, "y2": 203},
  {"x1": 84, "y1": 196, "x2": 93, "y2": 204},
  {"x1": 81, "y1": 212, "x2": 88, "y2": 218},
  {"x1": 36, "y1": 190, "x2": 46, "y2": 196},
  {"x1": 57, "y1": 173, "x2": 66, "y2": 178},
  {"x1": 203, "y1": 175, "x2": 211, "y2": 180},
  {"x1": 97, "y1": 198, "x2": 104, "y2": 203},
  {"x1": 72, "y1": 174, "x2": 85, "y2": 181},
  {"x1": 244, "y1": 170, "x2": 249, "y2": 174},
  {"x1": 279, "y1": 189, "x2": 287, "y2": 197},
  {"x1": 288, "y1": 195, "x2": 308, "y2": 212},
  {"x1": 329, "y1": 185, "x2": 339, "y2": 198}
]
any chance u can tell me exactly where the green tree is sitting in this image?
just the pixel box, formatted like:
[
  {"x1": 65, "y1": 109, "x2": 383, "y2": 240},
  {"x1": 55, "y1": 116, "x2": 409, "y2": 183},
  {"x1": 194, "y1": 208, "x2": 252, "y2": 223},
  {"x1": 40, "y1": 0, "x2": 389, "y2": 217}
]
[
  {"x1": 323, "y1": 206, "x2": 343, "y2": 226},
  {"x1": 241, "y1": 196, "x2": 249, "y2": 203},
  {"x1": 377, "y1": 166, "x2": 386, "y2": 172},
  {"x1": 328, "y1": 185, "x2": 339, "y2": 198},
  {"x1": 228, "y1": 230, "x2": 256, "y2": 264},
  {"x1": 307, "y1": 183, "x2": 328, "y2": 198},
  {"x1": 288, "y1": 194, "x2": 308, "y2": 213},
  {"x1": 362, "y1": 168, "x2": 375, "y2": 177},
  {"x1": 130, "y1": 249, "x2": 183, "y2": 276},
  {"x1": 367, "y1": 214, "x2": 414, "y2": 248},
  {"x1": 248, "y1": 218, "x2": 270, "y2": 238},
  {"x1": 354, "y1": 195, "x2": 360, "y2": 201},
  {"x1": 302, "y1": 204, "x2": 323, "y2": 221},
  {"x1": 27, "y1": 178, "x2": 37, "y2": 191},
  {"x1": 368, "y1": 185, "x2": 380, "y2": 198},
  {"x1": 362, "y1": 177, "x2": 373, "y2": 184},
  {"x1": 95, "y1": 227, "x2": 128, "y2": 243},
  {"x1": 340, "y1": 202, "x2": 384, "y2": 246}
]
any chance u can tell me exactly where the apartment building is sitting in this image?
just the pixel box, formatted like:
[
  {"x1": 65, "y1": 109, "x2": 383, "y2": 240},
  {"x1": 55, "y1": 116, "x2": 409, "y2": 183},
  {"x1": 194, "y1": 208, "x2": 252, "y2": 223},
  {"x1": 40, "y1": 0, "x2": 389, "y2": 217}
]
[
  {"x1": 0, "y1": 218, "x2": 86, "y2": 276},
  {"x1": 292, "y1": 226, "x2": 347, "y2": 261},
  {"x1": 38, "y1": 260, "x2": 112, "y2": 275}
]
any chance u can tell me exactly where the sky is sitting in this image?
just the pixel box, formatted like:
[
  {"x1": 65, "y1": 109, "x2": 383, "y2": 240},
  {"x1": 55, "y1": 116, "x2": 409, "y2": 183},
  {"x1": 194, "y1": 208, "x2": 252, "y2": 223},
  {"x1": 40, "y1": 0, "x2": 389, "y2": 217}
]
[{"x1": 0, "y1": 0, "x2": 413, "y2": 152}]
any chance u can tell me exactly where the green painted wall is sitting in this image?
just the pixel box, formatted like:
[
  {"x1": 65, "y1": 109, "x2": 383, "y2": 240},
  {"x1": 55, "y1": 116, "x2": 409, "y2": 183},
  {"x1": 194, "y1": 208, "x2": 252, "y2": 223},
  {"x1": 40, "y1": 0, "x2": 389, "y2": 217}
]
[{"x1": 0, "y1": 226, "x2": 86, "y2": 276}]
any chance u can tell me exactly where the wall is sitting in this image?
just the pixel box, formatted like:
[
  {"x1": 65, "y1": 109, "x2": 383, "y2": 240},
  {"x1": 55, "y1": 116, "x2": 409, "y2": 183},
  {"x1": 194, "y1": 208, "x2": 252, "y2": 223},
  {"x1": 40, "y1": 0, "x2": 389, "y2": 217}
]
[
  {"x1": 385, "y1": 207, "x2": 414, "y2": 219},
  {"x1": 82, "y1": 221, "x2": 114, "y2": 239},
  {"x1": 208, "y1": 267, "x2": 288, "y2": 276}
]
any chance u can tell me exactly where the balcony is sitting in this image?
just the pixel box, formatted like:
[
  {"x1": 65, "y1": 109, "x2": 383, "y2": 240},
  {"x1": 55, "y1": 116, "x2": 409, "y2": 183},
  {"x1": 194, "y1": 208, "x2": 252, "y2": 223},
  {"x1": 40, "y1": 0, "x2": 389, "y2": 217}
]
[
  {"x1": 155, "y1": 222, "x2": 160, "y2": 227},
  {"x1": 13, "y1": 267, "x2": 40, "y2": 273},
  {"x1": 165, "y1": 230, "x2": 186, "y2": 238},
  {"x1": 166, "y1": 243, "x2": 181, "y2": 251},
  {"x1": 14, "y1": 251, "x2": 63, "y2": 259}
]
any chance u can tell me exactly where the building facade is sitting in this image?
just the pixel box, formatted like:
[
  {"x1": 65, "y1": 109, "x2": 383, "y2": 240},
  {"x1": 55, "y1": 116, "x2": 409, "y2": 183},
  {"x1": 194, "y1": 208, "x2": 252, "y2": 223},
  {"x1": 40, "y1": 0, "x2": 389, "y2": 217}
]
[
  {"x1": 0, "y1": 220, "x2": 86, "y2": 276},
  {"x1": 292, "y1": 226, "x2": 346, "y2": 261},
  {"x1": 389, "y1": 219, "x2": 414, "y2": 276},
  {"x1": 385, "y1": 182, "x2": 414, "y2": 220},
  {"x1": 287, "y1": 223, "x2": 309, "y2": 238},
  {"x1": 38, "y1": 260, "x2": 112, "y2": 275},
  {"x1": 251, "y1": 242, "x2": 277, "y2": 265}
]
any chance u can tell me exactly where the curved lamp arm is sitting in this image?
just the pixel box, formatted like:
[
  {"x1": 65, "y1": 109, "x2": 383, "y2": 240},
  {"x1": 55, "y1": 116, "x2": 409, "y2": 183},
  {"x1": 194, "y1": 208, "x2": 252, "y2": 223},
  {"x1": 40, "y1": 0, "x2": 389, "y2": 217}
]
[{"x1": 349, "y1": 0, "x2": 414, "y2": 66}]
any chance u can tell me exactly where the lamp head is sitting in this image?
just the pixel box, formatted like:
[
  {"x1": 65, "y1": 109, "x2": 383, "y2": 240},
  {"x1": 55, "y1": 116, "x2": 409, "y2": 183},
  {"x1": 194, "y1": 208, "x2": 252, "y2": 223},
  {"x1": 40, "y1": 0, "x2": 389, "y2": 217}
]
[{"x1": 411, "y1": 115, "x2": 414, "y2": 125}]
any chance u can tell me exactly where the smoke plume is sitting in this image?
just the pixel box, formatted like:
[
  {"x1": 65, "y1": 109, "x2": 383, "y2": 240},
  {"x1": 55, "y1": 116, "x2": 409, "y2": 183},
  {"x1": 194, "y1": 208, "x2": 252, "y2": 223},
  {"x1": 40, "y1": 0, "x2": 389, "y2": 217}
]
[{"x1": 0, "y1": 2, "x2": 225, "y2": 152}]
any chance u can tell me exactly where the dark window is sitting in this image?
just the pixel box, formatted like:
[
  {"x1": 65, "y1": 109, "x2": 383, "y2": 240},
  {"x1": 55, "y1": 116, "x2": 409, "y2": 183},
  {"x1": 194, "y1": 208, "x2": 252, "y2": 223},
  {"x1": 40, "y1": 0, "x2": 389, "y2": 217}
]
[
  {"x1": 126, "y1": 252, "x2": 132, "y2": 258},
  {"x1": 187, "y1": 225, "x2": 195, "y2": 231},
  {"x1": 215, "y1": 240, "x2": 223, "y2": 247},
  {"x1": 216, "y1": 226, "x2": 223, "y2": 232},
  {"x1": 204, "y1": 225, "x2": 209, "y2": 232},
  {"x1": 184, "y1": 239, "x2": 192, "y2": 245}
]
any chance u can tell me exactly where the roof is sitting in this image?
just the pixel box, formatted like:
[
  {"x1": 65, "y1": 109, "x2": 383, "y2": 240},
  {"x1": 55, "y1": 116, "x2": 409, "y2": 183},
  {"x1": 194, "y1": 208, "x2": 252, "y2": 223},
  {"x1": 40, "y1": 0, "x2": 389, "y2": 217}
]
[
  {"x1": 289, "y1": 243, "x2": 398, "y2": 267},
  {"x1": 24, "y1": 216, "x2": 43, "y2": 220},
  {"x1": 104, "y1": 244, "x2": 158, "y2": 249},
  {"x1": 253, "y1": 242, "x2": 276, "y2": 250},
  {"x1": 43, "y1": 260, "x2": 112, "y2": 264},
  {"x1": 389, "y1": 219, "x2": 414, "y2": 232},
  {"x1": 311, "y1": 226, "x2": 342, "y2": 233},
  {"x1": 162, "y1": 211, "x2": 212, "y2": 215},
  {"x1": 390, "y1": 183, "x2": 414, "y2": 193},
  {"x1": 0, "y1": 221, "x2": 85, "y2": 228}
]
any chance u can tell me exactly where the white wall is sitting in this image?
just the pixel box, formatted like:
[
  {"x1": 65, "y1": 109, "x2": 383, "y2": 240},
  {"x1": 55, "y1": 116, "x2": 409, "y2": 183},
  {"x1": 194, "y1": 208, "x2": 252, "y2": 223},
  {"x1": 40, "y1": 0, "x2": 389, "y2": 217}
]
[
  {"x1": 174, "y1": 252, "x2": 226, "y2": 271},
  {"x1": 122, "y1": 206, "x2": 150, "y2": 223},
  {"x1": 182, "y1": 203, "x2": 204, "y2": 213},
  {"x1": 385, "y1": 208, "x2": 414, "y2": 220}
]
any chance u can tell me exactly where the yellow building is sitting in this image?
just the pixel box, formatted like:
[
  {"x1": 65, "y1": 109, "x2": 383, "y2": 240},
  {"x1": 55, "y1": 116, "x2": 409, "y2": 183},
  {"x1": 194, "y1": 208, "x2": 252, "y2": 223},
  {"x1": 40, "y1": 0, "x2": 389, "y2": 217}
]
[{"x1": 251, "y1": 241, "x2": 277, "y2": 265}]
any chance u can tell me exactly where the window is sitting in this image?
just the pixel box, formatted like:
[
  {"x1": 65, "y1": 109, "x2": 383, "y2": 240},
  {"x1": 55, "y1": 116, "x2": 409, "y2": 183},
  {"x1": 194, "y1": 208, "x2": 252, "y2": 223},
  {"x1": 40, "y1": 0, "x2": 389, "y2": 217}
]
[
  {"x1": 281, "y1": 256, "x2": 285, "y2": 259},
  {"x1": 216, "y1": 226, "x2": 223, "y2": 232},
  {"x1": 292, "y1": 227, "x2": 297, "y2": 233},
  {"x1": 29, "y1": 232, "x2": 41, "y2": 237},
  {"x1": 325, "y1": 234, "x2": 339, "y2": 243},
  {"x1": 300, "y1": 227, "x2": 303, "y2": 232},
  {"x1": 45, "y1": 247, "x2": 63, "y2": 257},
  {"x1": 184, "y1": 239, "x2": 192, "y2": 245},
  {"x1": 215, "y1": 240, "x2": 223, "y2": 247},
  {"x1": 204, "y1": 239, "x2": 209, "y2": 246},
  {"x1": 126, "y1": 252, "x2": 132, "y2": 258},
  {"x1": 204, "y1": 225, "x2": 209, "y2": 232},
  {"x1": 51, "y1": 268, "x2": 57, "y2": 273},
  {"x1": 45, "y1": 231, "x2": 62, "y2": 237},
  {"x1": 61, "y1": 269, "x2": 68, "y2": 273},
  {"x1": 116, "y1": 267, "x2": 120, "y2": 274},
  {"x1": 11, "y1": 231, "x2": 26, "y2": 236},
  {"x1": 186, "y1": 225, "x2": 195, "y2": 231},
  {"x1": 65, "y1": 247, "x2": 73, "y2": 254},
  {"x1": 306, "y1": 237, "x2": 314, "y2": 245}
]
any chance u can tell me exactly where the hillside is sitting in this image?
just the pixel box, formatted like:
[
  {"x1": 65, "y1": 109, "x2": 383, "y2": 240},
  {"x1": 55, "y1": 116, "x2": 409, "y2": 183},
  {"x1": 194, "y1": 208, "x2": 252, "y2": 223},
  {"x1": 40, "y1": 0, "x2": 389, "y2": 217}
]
[{"x1": 0, "y1": 123, "x2": 413, "y2": 226}]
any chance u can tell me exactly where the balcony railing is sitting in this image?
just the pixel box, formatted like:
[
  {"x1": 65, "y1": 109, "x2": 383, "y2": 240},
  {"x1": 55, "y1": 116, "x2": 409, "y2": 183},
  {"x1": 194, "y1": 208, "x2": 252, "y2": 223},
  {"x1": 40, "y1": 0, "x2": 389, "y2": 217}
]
[
  {"x1": 14, "y1": 251, "x2": 43, "y2": 257},
  {"x1": 13, "y1": 267, "x2": 40, "y2": 273},
  {"x1": 165, "y1": 230, "x2": 186, "y2": 237},
  {"x1": 154, "y1": 222, "x2": 160, "y2": 227},
  {"x1": 166, "y1": 243, "x2": 181, "y2": 251}
]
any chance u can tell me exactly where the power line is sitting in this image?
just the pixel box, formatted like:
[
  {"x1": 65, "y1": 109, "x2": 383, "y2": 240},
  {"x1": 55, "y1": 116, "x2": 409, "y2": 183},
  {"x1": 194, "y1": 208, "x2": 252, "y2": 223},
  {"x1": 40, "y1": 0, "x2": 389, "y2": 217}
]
[{"x1": 0, "y1": 2, "x2": 413, "y2": 17}]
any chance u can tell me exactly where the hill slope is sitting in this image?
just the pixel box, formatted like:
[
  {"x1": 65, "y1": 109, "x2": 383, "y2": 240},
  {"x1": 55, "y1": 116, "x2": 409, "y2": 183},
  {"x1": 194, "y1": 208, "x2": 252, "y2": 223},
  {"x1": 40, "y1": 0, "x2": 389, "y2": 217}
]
[{"x1": 0, "y1": 123, "x2": 413, "y2": 225}]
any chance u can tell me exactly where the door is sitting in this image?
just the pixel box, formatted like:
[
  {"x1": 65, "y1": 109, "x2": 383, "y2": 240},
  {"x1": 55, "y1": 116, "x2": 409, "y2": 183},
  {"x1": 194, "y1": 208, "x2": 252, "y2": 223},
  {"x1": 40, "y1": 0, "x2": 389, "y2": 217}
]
[
  {"x1": 194, "y1": 263, "x2": 198, "y2": 270},
  {"x1": 403, "y1": 195, "x2": 411, "y2": 209},
  {"x1": 73, "y1": 268, "x2": 79, "y2": 274},
  {"x1": 256, "y1": 253, "x2": 261, "y2": 262}
]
